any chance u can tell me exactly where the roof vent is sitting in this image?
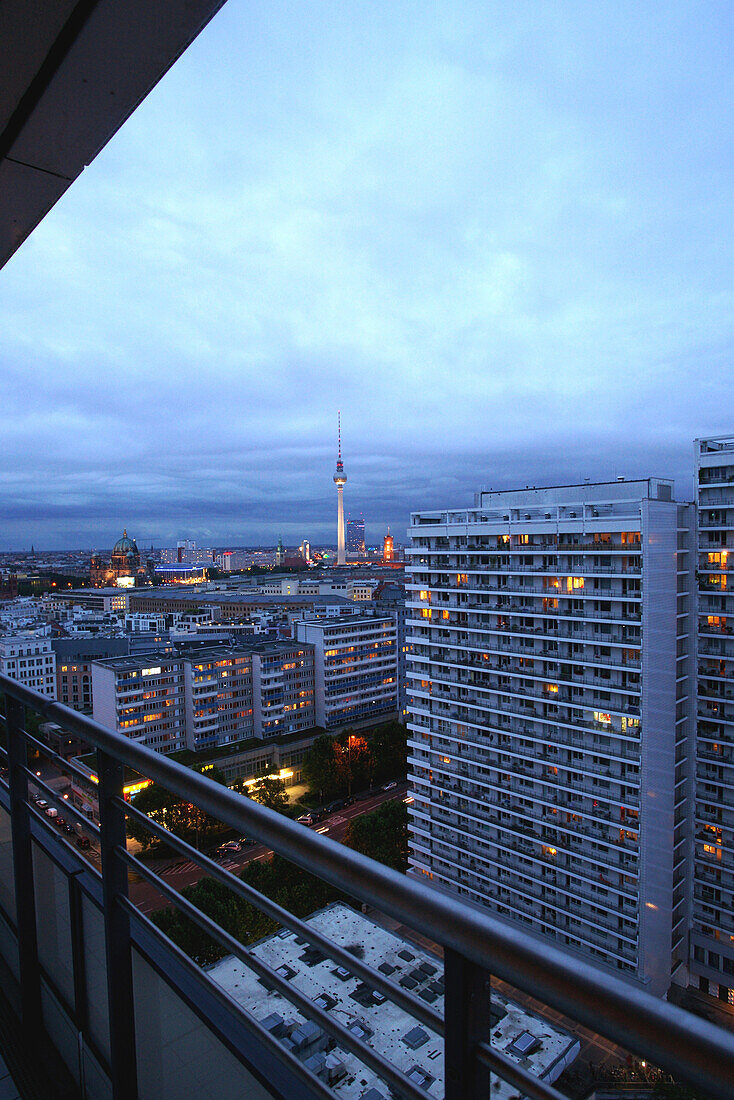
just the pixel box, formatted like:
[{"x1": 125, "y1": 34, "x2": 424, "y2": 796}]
[{"x1": 403, "y1": 1026, "x2": 429, "y2": 1050}]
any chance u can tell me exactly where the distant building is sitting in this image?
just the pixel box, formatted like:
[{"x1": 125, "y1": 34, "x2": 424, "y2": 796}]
[
  {"x1": 296, "y1": 616, "x2": 398, "y2": 730},
  {"x1": 275, "y1": 536, "x2": 285, "y2": 567},
  {"x1": 183, "y1": 648, "x2": 255, "y2": 750},
  {"x1": 347, "y1": 514, "x2": 365, "y2": 556},
  {"x1": 92, "y1": 653, "x2": 187, "y2": 753},
  {"x1": 250, "y1": 640, "x2": 316, "y2": 739},
  {"x1": 161, "y1": 540, "x2": 215, "y2": 566},
  {"x1": 153, "y1": 563, "x2": 208, "y2": 585},
  {"x1": 0, "y1": 636, "x2": 56, "y2": 698},
  {"x1": 371, "y1": 580, "x2": 409, "y2": 716},
  {"x1": 383, "y1": 529, "x2": 394, "y2": 563},
  {"x1": 54, "y1": 588, "x2": 130, "y2": 613},
  {"x1": 90, "y1": 530, "x2": 144, "y2": 587},
  {"x1": 53, "y1": 636, "x2": 130, "y2": 712}
]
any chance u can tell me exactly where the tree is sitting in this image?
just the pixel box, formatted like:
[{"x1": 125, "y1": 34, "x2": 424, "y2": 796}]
[
  {"x1": 302, "y1": 734, "x2": 342, "y2": 801},
  {"x1": 344, "y1": 798, "x2": 408, "y2": 872},
  {"x1": 152, "y1": 876, "x2": 250, "y2": 965},
  {"x1": 250, "y1": 775, "x2": 289, "y2": 813},
  {"x1": 367, "y1": 721, "x2": 407, "y2": 785},
  {"x1": 127, "y1": 766, "x2": 228, "y2": 850},
  {"x1": 334, "y1": 732, "x2": 371, "y2": 796}
]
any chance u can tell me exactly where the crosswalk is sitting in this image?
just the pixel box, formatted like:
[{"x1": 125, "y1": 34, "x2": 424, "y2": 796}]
[{"x1": 161, "y1": 857, "x2": 243, "y2": 877}]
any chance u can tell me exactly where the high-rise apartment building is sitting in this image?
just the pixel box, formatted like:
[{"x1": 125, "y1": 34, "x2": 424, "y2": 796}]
[
  {"x1": 406, "y1": 479, "x2": 693, "y2": 995},
  {"x1": 691, "y1": 435, "x2": 734, "y2": 1003}
]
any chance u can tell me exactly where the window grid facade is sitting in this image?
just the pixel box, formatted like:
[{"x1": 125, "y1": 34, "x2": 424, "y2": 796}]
[
  {"x1": 691, "y1": 435, "x2": 734, "y2": 1002},
  {"x1": 406, "y1": 480, "x2": 689, "y2": 995}
]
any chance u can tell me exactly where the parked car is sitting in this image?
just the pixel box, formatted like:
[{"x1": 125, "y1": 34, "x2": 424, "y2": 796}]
[
  {"x1": 76, "y1": 835, "x2": 91, "y2": 850},
  {"x1": 297, "y1": 813, "x2": 315, "y2": 825},
  {"x1": 35, "y1": 799, "x2": 48, "y2": 810}
]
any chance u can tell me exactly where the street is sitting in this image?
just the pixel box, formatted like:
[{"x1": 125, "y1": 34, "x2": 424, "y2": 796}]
[{"x1": 129, "y1": 781, "x2": 409, "y2": 914}]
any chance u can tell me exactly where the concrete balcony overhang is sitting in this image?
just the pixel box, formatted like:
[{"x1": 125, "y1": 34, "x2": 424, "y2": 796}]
[{"x1": 0, "y1": 0, "x2": 227, "y2": 269}]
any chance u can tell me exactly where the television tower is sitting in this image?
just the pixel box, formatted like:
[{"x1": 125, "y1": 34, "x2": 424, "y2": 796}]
[{"x1": 333, "y1": 412, "x2": 347, "y2": 565}]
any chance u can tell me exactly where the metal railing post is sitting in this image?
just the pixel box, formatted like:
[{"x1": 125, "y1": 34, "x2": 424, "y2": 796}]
[
  {"x1": 5, "y1": 693, "x2": 43, "y2": 1033},
  {"x1": 443, "y1": 947, "x2": 493, "y2": 1100},
  {"x1": 97, "y1": 748, "x2": 138, "y2": 1100}
]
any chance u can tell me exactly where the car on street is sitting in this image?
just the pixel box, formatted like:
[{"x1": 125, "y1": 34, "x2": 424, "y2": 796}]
[
  {"x1": 76, "y1": 835, "x2": 91, "y2": 850},
  {"x1": 297, "y1": 813, "x2": 315, "y2": 825},
  {"x1": 217, "y1": 840, "x2": 241, "y2": 854},
  {"x1": 382, "y1": 781, "x2": 397, "y2": 791}
]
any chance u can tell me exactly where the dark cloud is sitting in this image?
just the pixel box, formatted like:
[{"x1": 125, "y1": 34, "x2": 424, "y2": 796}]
[{"x1": 1, "y1": 2, "x2": 732, "y2": 548}]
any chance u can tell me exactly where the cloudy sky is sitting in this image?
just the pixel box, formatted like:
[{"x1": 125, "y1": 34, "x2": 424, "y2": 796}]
[{"x1": 1, "y1": 1, "x2": 732, "y2": 550}]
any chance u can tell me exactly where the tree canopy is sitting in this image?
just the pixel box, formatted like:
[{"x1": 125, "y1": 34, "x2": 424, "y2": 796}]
[{"x1": 344, "y1": 797, "x2": 409, "y2": 872}]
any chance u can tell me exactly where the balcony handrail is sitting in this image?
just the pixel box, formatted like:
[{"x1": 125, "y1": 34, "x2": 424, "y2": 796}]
[{"x1": 2, "y1": 671, "x2": 734, "y2": 1099}]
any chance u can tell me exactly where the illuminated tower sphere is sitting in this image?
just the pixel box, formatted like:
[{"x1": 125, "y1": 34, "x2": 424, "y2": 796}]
[{"x1": 333, "y1": 413, "x2": 347, "y2": 566}]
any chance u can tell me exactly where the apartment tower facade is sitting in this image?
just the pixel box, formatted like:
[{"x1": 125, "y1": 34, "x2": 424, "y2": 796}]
[
  {"x1": 691, "y1": 435, "x2": 734, "y2": 1002},
  {"x1": 406, "y1": 479, "x2": 693, "y2": 995}
]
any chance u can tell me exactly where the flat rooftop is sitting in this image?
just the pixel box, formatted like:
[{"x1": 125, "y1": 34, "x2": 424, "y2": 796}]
[{"x1": 208, "y1": 903, "x2": 578, "y2": 1099}]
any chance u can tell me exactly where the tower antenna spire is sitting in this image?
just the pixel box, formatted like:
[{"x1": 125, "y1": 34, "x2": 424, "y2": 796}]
[{"x1": 338, "y1": 410, "x2": 342, "y2": 462}]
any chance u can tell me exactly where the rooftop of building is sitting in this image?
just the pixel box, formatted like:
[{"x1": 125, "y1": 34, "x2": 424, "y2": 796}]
[
  {"x1": 298, "y1": 616, "x2": 397, "y2": 631},
  {"x1": 207, "y1": 903, "x2": 578, "y2": 1100},
  {"x1": 476, "y1": 477, "x2": 674, "y2": 507},
  {"x1": 127, "y1": 589, "x2": 356, "y2": 607},
  {"x1": 90, "y1": 651, "x2": 180, "y2": 672},
  {"x1": 184, "y1": 640, "x2": 314, "y2": 660}
]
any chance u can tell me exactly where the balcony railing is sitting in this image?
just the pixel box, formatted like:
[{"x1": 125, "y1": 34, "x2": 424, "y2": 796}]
[{"x1": 0, "y1": 671, "x2": 733, "y2": 1100}]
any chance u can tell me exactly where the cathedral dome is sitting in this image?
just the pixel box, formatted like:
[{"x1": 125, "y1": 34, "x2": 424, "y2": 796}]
[{"x1": 113, "y1": 529, "x2": 138, "y2": 555}]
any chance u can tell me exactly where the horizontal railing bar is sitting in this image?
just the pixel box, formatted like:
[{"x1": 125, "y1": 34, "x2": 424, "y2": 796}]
[
  {"x1": 2, "y1": 676, "x2": 734, "y2": 1100},
  {"x1": 121, "y1": 848, "x2": 430, "y2": 1100},
  {"x1": 120, "y1": 797, "x2": 445, "y2": 1035},
  {"x1": 121, "y1": 898, "x2": 335, "y2": 1100},
  {"x1": 476, "y1": 1040, "x2": 568, "y2": 1100}
]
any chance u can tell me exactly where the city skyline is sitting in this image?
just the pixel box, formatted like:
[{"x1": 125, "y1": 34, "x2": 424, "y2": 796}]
[{"x1": 1, "y1": 3, "x2": 732, "y2": 548}]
